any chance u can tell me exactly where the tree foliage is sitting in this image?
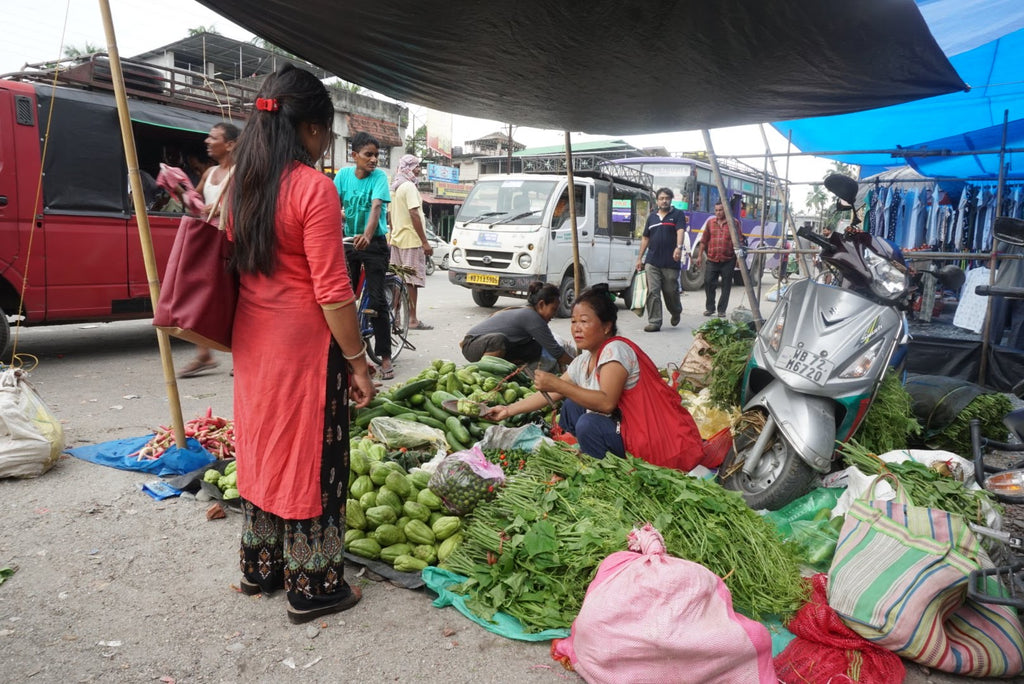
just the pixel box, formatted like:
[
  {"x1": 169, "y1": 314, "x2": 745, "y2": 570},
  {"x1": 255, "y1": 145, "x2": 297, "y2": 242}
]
[{"x1": 62, "y1": 42, "x2": 101, "y2": 59}]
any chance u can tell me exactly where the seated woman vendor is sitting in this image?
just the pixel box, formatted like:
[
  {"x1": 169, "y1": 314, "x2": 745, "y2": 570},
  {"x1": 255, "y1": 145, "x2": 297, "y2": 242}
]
[
  {"x1": 487, "y1": 284, "x2": 706, "y2": 471},
  {"x1": 460, "y1": 282, "x2": 573, "y2": 372}
]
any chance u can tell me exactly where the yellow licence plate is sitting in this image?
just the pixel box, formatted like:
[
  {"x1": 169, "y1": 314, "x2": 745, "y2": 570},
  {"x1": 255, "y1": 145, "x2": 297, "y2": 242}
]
[{"x1": 466, "y1": 273, "x2": 499, "y2": 286}]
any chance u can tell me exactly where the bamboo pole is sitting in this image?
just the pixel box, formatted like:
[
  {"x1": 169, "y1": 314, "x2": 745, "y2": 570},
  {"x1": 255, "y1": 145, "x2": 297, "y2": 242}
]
[
  {"x1": 977, "y1": 110, "x2": 1010, "y2": 387},
  {"x1": 564, "y1": 132, "x2": 581, "y2": 299},
  {"x1": 701, "y1": 130, "x2": 762, "y2": 329},
  {"x1": 98, "y1": 0, "x2": 186, "y2": 448}
]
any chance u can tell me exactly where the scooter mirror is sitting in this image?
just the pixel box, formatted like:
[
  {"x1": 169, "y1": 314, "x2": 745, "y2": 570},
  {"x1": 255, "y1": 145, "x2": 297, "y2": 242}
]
[
  {"x1": 994, "y1": 217, "x2": 1024, "y2": 246},
  {"x1": 824, "y1": 173, "x2": 859, "y2": 207},
  {"x1": 936, "y1": 264, "x2": 965, "y2": 292}
]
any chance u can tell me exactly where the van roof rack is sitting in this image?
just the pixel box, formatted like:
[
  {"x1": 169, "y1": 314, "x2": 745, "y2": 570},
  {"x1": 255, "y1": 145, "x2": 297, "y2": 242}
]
[
  {"x1": 5, "y1": 53, "x2": 257, "y2": 118},
  {"x1": 520, "y1": 154, "x2": 652, "y2": 189}
]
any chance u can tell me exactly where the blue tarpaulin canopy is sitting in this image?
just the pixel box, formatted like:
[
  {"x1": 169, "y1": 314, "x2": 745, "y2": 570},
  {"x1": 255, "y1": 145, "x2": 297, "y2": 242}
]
[{"x1": 774, "y1": 0, "x2": 1024, "y2": 179}]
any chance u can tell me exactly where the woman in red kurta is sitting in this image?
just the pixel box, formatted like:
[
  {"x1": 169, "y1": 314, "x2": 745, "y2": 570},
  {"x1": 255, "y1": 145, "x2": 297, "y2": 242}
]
[{"x1": 227, "y1": 65, "x2": 374, "y2": 624}]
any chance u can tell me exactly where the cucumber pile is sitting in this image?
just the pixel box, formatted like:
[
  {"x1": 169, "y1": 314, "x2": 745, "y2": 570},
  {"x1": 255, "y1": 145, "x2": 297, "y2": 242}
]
[
  {"x1": 346, "y1": 437, "x2": 464, "y2": 573},
  {"x1": 351, "y1": 357, "x2": 549, "y2": 452}
]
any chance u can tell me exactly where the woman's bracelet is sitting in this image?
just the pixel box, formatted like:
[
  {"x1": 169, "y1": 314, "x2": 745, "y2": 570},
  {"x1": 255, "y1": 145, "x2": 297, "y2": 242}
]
[{"x1": 343, "y1": 341, "x2": 367, "y2": 361}]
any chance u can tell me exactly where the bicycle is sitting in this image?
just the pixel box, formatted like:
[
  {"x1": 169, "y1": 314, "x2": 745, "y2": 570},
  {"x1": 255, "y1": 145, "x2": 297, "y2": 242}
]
[{"x1": 344, "y1": 238, "x2": 415, "y2": 365}]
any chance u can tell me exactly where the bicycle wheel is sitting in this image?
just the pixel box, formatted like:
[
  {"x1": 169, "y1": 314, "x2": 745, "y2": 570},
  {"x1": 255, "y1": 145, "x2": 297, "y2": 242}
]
[{"x1": 387, "y1": 278, "x2": 411, "y2": 362}]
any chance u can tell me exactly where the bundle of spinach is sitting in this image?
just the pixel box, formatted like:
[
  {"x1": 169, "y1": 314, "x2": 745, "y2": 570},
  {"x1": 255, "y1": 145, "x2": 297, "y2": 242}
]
[
  {"x1": 841, "y1": 440, "x2": 1000, "y2": 523},
  {"x1": 692, "y1": 318, "x2": 756, "y2": 410},
  {"x1": 706, "y1": 337, "x2": 754, "y2": 410},
  {"x1": 852, "y1": 372, "x2": 922, "y2": 454},
  {"x1": 930, "y1": 393, "x2": 1012, "y2": 456},
  {"x1": 695, "y1": 318, "x2": 756, "y2": 349},
  {"x1": 442, "y1": 441, "x2": 807, "y2": 632}
]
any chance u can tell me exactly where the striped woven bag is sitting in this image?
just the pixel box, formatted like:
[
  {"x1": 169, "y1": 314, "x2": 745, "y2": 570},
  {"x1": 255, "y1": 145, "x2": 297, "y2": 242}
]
[{"x1": 827, "y1": 474, "x2": 1024, "y2": 677}]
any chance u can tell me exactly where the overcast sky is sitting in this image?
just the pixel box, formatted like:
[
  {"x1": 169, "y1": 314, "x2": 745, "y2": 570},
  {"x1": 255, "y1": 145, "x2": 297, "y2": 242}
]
[{"x1": 3, "y1": 0, "x2": 836, "y2": 190}]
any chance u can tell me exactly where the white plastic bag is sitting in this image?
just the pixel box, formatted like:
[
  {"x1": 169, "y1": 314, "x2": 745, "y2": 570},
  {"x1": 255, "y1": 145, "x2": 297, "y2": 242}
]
[
  {"x1": 629, "y1": 270, "x2": 647, "y2": 316},
  {"x1": 0, "y1": 368, "x2": 64, "y2": 478}
]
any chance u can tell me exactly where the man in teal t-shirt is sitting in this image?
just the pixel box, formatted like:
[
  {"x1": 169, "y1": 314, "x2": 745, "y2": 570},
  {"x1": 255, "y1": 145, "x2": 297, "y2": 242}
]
[{"x1": 334, "y1": 132, "x2": 393, "y2": 377}]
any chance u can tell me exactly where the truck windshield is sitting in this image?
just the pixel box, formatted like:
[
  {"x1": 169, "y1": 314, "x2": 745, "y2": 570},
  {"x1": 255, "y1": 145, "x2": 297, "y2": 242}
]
[{"x1": 457, "y1": 179, "x2": 557, "y2": 225}]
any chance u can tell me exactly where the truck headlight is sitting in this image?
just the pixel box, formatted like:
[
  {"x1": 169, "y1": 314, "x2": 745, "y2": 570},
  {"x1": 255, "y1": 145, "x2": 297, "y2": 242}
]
[
  {"x1": 451, "y1": 248, "x2": 463, "y2": 263},
  {"x1": 517, "y1": 253, "x2": 532, "y2": 269}
]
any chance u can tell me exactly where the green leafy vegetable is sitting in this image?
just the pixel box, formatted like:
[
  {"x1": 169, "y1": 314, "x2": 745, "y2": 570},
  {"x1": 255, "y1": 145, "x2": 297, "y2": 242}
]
[
  {"x1": 841, "y1": 440, "x2": 1000, "y2": 523},
  {"x1": 706, "y1": 338, "x2": 754, "y2": 410},
  {"x1": 443, "y1": 442, "x2": 806, "y2": 632},
  {"x1": 853, "y1": 372, "x2": 922, "y2": 454},
  {"x1": 930, "y1": 393, "x2": 1012, "y2": 456}
]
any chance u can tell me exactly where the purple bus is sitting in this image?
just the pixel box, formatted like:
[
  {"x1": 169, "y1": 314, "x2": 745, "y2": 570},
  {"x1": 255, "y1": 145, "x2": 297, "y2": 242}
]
[{"x1": 607, "y1": 157, "x2": 786, "y2": 290}]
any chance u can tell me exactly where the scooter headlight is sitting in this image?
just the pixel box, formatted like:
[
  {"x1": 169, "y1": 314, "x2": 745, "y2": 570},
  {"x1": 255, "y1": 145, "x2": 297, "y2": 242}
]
[
  {"x1": 863, "y1": 248, "x2": 908, "y2": 301},
  {"x1": 768, "y1": 301, "x2": 788, "y2": 352},
  {"x1": 839, "y1": 339, "x2": 884, "y2": 379}
]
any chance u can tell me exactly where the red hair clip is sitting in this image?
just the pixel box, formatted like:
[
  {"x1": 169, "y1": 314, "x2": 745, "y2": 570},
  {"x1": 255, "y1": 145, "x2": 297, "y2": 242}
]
[{"x1": 255, "y1": 97, "x2": 279, "y2": 112}]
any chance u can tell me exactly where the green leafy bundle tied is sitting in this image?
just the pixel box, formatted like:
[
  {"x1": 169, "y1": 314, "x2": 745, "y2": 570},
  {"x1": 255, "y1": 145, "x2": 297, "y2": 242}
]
[
  {"x1": 930, "y1": 393, "x2": 1012, "y2": 456},
  {"x1": 852, "y1": 372, "x2": 922, "y2": 454},
  {"x1": 442, "y1": 442, "x2": 806, "y2": 632},
  {"x1": 840, "y1": 440, "x2": 1001, "y2": 523},
  {"x1": 706, "y1": 338, "x2": 754, "y2": 410}
]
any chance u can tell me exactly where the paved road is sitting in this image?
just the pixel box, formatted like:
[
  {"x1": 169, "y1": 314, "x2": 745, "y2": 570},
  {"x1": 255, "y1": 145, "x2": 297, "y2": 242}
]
[{"x1": 1, "y1": 271, "x2": 997, "y2": 682}]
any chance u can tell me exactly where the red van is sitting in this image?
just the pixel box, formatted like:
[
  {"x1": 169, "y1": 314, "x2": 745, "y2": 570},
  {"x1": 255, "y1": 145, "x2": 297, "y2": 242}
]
[{"x1": 0, "y1": 58, "x2": 249, "y2": 352}]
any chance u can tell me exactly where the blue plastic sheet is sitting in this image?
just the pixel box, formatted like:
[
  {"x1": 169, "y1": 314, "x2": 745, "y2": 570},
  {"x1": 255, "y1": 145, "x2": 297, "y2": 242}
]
[
  {"x1": 422, "y1": 567, "x2": 570, "y2": 642},
  {"x1": 67, "y1": 435, "x2": 214, "y2": 476}
]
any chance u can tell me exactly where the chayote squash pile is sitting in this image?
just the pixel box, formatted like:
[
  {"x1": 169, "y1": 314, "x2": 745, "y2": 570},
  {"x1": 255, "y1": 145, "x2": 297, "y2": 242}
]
[{"x1": 345, "y1": 437, "x2": 464, "y2": 574}]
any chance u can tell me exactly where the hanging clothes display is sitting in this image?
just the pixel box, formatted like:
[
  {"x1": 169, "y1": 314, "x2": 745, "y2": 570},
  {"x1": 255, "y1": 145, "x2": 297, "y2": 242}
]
[{"x1": 886, "y1": 188, "x2": 901, "y2": 242}]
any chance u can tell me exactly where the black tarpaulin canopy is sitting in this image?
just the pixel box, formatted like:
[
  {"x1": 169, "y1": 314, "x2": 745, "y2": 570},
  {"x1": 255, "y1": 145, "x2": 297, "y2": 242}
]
[{"x1": 195, "y1": 0, "x2": 964, "y2": 134}]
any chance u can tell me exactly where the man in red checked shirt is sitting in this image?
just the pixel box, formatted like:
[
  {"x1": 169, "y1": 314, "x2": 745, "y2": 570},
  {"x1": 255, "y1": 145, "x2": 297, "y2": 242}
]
[{"x1": 694, "y1": 201, "x2": 741, "y2": 317}]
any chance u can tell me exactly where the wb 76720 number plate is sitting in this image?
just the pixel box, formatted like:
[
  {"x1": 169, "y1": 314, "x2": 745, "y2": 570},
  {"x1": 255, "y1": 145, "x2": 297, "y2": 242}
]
[{"x1": 777, "y1": 346, "x2": 834, "y2": 385}]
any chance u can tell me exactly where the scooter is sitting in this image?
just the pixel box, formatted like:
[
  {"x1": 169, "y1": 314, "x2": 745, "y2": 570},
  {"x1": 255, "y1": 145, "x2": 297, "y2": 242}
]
[{"x1": 718, "y1": 174, "x2": 964, "y2": 510}]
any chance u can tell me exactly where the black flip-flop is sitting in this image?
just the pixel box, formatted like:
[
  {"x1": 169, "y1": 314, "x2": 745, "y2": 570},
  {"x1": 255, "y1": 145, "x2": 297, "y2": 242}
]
[
  {"x1": 286, "y1": 586, "x2": 362, "y2": 624},
  {"x1": 380, "y1": 365, "x2": 395, "y2": 380},
  {"x1": 410, "y1": 322, "x2": 434, "y2": 330}
]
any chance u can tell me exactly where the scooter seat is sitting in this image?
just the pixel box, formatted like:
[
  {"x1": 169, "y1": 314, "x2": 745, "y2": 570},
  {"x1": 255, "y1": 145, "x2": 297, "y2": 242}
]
[{"x1": 1004, "y1": 408, "x2": 1024, "y2": 444}]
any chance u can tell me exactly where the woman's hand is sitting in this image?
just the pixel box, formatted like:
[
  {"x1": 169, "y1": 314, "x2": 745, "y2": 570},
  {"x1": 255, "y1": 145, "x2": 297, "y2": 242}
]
[
  {"x1": 484, "y1": 404, "x2": 511, "y2": 421},
  {"x1": 533, "y1": 369, "x2": 560, "y2": 393},
  {"x1": 348, "y1": 365, "x2": 375, "y2": 408}
]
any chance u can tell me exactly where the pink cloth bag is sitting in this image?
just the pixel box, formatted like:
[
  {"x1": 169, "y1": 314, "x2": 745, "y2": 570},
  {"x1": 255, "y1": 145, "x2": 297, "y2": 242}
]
[{"x1": 551, "y1": 524, "x2": 776, "y2": 684}]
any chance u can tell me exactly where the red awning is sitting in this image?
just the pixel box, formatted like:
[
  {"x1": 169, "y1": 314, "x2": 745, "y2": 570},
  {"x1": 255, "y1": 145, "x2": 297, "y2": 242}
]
[{"x1": 347, "y1": 113, "x2": 402, "y2": 148}]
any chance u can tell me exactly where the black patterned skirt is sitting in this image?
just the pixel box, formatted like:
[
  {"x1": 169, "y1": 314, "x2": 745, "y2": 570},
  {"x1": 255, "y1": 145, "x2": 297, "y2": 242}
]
[{"x1": 239, "y1": 338, "x2": 354, "y2": 610}]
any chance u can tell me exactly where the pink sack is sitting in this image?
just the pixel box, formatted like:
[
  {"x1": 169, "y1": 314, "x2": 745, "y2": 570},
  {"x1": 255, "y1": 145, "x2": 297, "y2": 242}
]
[{"x1": 551, "y1": 524, "x2": 776, "y2": 684}]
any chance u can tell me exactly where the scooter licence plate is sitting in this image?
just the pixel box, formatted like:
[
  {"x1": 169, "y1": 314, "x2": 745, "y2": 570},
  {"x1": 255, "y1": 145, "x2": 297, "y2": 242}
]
[{"x1": 777, "y1": 346, "x2": 834, "y2": 385}]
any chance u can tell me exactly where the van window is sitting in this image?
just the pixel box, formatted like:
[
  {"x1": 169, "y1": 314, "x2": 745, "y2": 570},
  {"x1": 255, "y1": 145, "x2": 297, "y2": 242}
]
[
  {"x1": 596, "y1": 188, "x2": 611, "y2": 236},
  {"x1": 611, "y1": 186, "x2": 649, "y2": 239},
  {"x1": 551, "y1": 185, "x2": 587, "y2": 229}
]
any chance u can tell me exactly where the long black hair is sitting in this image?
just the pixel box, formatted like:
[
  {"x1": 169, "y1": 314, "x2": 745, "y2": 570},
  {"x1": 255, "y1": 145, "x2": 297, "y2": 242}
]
[
  {"x1": 574, "y1": 283, "x2": 618, "y2": 336},
  {"x1": 230, "y1": 64, "x2": 334, "y2": 275}
]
